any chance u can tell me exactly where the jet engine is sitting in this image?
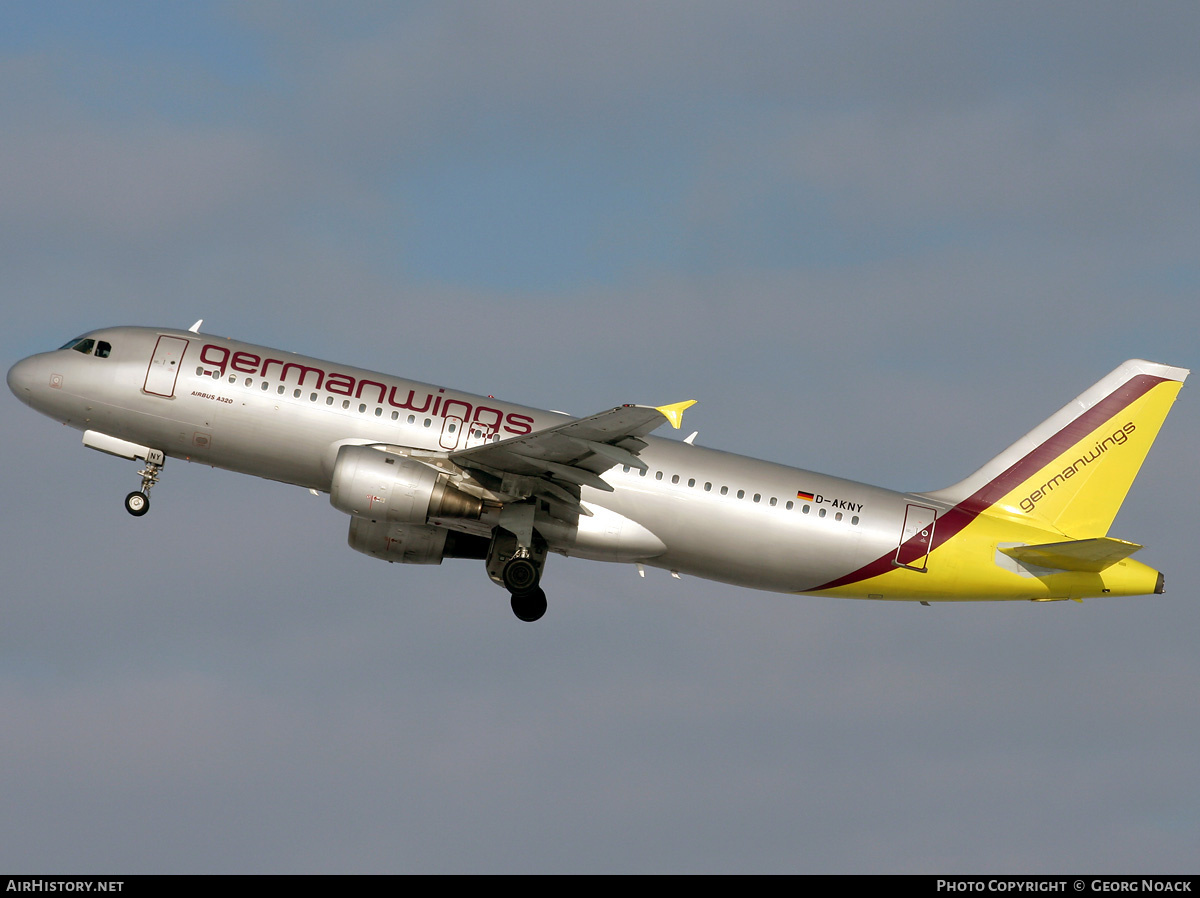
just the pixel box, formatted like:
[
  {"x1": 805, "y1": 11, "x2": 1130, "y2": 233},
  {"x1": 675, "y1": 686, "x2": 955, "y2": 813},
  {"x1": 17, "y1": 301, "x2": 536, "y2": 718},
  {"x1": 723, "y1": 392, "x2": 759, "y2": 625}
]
[
  {"x1": 347, "y1": 516, "x2": 488, "y2": 565},
  {"x1": 329, "y1": 445, "x2": 482, "y2": 524}
]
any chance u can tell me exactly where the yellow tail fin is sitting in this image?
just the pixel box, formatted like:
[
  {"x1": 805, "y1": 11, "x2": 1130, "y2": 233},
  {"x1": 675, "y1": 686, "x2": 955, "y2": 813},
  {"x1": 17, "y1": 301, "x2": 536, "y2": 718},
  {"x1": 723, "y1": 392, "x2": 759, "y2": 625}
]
[{"x1": 924, "y1": 360, "x2": 1188, "y2": 537}]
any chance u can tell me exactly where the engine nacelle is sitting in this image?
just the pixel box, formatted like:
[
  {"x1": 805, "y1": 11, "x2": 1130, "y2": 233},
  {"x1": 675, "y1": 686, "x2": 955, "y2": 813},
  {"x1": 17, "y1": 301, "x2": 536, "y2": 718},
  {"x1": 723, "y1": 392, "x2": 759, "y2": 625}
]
[
  {"x1": 348, "y1": 517, "x2": 448, "y2": 564},
  {"x1": 347, "y1": 517, "x2": 491, "y2": 565},
  {"x1": 329, "y1": 445, "x2": 482, "y2": 524}
]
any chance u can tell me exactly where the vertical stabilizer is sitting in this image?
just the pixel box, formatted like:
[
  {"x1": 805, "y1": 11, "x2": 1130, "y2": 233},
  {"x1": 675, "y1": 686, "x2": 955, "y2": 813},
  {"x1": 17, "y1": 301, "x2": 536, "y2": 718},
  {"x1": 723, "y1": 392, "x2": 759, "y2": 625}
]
[{"x1": 923, "y1": 360, "x2": 1188, "y2": 537}]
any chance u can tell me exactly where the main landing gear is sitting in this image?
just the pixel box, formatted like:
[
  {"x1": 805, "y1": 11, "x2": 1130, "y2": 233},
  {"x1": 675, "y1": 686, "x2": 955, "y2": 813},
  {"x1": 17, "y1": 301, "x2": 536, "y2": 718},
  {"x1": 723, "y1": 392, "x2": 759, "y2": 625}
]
[
  {"x1": 509, "y1": 585, "x2": 548, "y2": 623},
  {"x1": 503, "y1": 553, "x2": 547, "y2": 623},
  {"x1": 487, "y1": 527, "x2": 549, "y2": 622},
  {"x1": 124, "y1": 457, "x2": 163, "y2": 516}
]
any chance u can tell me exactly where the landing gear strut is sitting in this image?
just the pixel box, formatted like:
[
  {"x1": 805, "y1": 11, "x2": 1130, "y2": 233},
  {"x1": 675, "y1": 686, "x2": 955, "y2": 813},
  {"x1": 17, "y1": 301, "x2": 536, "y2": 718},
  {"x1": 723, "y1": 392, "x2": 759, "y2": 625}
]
[
  {"x1": 487, "y1": 526, "x2": 549, "y2": 622},
  {"x1": 124, "y1": 457, "x2": 163, "y2": 516}
]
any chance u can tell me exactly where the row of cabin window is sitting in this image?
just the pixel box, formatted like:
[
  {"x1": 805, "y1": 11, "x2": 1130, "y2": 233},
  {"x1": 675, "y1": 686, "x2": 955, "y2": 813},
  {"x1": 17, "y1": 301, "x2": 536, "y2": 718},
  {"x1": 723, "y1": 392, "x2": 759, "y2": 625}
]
[
  {"x1": 189, "y1": 367, "x2": 844, "y2": 511},
  {"x1": 620, "y1": 464, "x2": 860, "y2": 525},
  {"x1": 195, "y1": 366, "x2": 496, "y2": 440}
]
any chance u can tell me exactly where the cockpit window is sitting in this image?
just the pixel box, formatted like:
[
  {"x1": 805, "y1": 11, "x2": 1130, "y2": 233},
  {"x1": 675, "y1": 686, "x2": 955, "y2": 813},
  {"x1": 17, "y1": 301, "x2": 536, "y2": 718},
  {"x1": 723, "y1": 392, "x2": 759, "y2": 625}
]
[{"x1": 56, "y1": 336, "x2": 112, "y2": 358}]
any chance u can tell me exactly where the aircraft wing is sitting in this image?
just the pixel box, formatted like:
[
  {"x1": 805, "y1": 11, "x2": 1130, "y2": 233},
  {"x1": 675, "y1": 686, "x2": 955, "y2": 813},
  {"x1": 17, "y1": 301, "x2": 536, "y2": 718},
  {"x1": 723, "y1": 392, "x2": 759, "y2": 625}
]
[{"x1": 449, "y1": 401, "x2": 695, "y2": 514}]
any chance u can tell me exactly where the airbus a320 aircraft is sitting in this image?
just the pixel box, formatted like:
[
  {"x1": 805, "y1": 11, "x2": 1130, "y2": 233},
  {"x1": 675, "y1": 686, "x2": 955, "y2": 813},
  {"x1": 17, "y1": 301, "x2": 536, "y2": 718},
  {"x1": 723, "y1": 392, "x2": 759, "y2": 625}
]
[{"x1": 7, "y1": 323, "x2": 1188, "y2": 621}]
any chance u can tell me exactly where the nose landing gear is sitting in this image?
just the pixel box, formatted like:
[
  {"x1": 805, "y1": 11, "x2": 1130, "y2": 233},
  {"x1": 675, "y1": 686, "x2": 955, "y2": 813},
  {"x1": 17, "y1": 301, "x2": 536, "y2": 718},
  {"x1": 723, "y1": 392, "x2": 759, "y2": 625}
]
[{"x1": 124, "y1": 456, "x2": 163, "y2": 516}]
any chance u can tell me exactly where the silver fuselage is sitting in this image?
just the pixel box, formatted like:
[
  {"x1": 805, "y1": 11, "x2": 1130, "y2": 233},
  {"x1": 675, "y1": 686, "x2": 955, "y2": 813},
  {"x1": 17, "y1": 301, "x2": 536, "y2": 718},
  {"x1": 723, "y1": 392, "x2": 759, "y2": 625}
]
[{"x1": 8, "y1": 326, "x2": 930, "y2": 594}]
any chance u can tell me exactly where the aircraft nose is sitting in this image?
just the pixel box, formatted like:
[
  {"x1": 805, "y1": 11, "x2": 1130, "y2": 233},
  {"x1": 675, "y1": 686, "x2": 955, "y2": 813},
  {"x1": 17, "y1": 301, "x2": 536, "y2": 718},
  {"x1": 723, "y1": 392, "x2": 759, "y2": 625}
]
[{"x1": 7, "y1": 356, "x2": 38, "y2": 404}]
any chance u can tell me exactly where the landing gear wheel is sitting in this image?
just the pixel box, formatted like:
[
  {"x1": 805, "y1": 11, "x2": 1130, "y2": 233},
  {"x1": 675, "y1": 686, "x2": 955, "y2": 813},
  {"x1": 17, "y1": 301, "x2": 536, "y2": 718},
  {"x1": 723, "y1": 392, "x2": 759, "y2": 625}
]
[
  {"x1": 510, "y1": 587, "x2": 547, "y2": 623},
  {"x1": 124, "y1": 491, "x2": 150, "y2": 516},
  {"x1": 502, "y1": 557, "x2": 541, "y2": 596}
]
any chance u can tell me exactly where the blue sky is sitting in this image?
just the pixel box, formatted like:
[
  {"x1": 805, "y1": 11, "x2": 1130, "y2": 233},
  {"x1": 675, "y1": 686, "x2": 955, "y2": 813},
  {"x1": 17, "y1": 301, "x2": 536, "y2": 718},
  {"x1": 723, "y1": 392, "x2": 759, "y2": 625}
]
[{"x1": 2, "y1": 1, "x2": 1198, "y2": 873}]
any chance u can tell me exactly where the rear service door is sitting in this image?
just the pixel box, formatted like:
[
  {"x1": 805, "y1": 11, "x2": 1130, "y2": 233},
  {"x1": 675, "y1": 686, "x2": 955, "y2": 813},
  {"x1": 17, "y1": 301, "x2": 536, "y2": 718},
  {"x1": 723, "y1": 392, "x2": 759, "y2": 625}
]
[{"x1": 895, "y1": 503, "x2": 937, "y2": 572}]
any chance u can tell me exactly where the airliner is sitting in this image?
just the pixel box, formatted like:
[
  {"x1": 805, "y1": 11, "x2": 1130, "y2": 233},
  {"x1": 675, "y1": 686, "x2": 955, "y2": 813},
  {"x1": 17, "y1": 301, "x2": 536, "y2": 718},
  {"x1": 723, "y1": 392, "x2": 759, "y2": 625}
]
[{"x1": 6, "y1": 323, "x2": 1188, "y2": 621}]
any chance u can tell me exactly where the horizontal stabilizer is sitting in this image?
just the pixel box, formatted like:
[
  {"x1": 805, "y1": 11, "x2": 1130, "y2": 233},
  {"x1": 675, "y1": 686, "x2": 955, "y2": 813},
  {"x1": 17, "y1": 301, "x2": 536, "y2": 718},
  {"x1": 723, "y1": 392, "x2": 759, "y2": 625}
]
[{"x1": 1000, "y1": 537, "x2": 1143, "y2": 573}]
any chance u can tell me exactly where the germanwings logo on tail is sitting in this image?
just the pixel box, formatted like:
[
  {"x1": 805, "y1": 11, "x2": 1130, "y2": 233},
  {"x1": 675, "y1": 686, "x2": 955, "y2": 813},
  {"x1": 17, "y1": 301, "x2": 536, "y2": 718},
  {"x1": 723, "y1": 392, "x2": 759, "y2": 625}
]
[
  {"x1": 1018, "y1": 422, "x2": 1136, "y2": 515},
  {"x1": 809, "y1": 360, "x2": 1187, "y2": 594},
  {"x1": 927, "y1": 361, "x2": 1188, "y2": 538}
]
